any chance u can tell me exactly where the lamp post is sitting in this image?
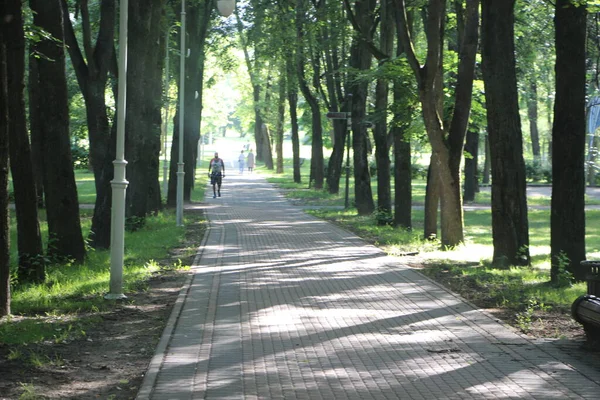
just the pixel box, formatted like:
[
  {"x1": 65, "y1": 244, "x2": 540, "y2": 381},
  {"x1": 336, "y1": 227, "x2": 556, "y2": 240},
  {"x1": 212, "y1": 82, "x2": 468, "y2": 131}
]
[{"x1": 106, "y1": 0, "x2": 128, "y2": 300}]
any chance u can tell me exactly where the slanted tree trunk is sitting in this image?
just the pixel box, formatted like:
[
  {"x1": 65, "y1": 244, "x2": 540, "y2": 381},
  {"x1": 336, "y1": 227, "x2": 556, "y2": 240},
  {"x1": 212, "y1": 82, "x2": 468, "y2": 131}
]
[
  {"x1": 481, "y1": 0, "x2": 530, "y2": 267},
  {"x1": 4, "y1": 0, "x2": 45, "y2": 283},
  {"x1": 396, "y1": 0, "x2": 477, "y2": 246},
  {"x1": 551, "y1": 0, "x2": 587, "y2": 282},
  {"x1": 0, "y1": 0, "x2": 14, "y2": 316},
  {"x1": 61, "y1": 0, "x2": 115, "y2": 248},
  {"x1": 30, "y1": 0, "x2": 86, "y2": 263}
]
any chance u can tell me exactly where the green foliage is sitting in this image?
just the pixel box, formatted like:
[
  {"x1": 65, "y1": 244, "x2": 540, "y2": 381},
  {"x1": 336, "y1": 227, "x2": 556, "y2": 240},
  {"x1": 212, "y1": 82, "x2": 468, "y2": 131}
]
[
  {"x1": 524, "y1": 159, "x2": 552, "y2": 182},
  {"x1": 554, "y1": 251, "x2": 575, "y2": 288}
]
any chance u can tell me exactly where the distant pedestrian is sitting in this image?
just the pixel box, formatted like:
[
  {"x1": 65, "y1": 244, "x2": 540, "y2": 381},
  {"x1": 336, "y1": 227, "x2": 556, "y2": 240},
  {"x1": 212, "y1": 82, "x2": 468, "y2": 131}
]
[
  {"x1": 238, "y1": 150, "x2": 246, "y2": 174},
  {"x1": 247, "y1": 149, "x2": 255, "y2": 173},
  {"x1": 208, "y1": 152, "x2": 225, "y2": 198}
]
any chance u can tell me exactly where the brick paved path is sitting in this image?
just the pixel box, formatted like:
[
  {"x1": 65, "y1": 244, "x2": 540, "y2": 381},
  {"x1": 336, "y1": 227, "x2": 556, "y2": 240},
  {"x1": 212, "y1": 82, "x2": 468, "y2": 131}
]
[{"x1": 137, "y1": 173, "x2": 600, "y2": 399}]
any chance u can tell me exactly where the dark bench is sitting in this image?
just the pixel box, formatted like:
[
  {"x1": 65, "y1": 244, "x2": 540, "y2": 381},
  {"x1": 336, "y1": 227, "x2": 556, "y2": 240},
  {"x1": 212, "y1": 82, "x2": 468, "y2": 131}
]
[{"x1": 571, "y1": 261, "x2": 600, "y2": 343}]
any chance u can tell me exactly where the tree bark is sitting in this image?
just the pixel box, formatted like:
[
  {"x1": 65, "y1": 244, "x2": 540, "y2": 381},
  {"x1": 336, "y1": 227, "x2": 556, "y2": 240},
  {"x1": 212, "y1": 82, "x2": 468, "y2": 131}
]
[
  {"x1": 551, "y1": 0, "x2": 587, "y2": 281},
  {"x1": 287, "y1": 60, "x2": 302, "y2": 184},
  {"x1": 124, "y1": 0, "x2": 164, "y2": 225},
  {"x1": 396, "y1": 0, "x2": 473, "y2": 246},
  {"x1": 373, "y1": 0, "x2": 395, "y2": 224},
  {"x1": 275, "y1": 70, "x2": 285, "y2": 174},
  {"x1": 30, "y1": 0, "x2": 86, "y2": 263},
  {"x1": 61, "y1": 0, "x2": 115, "y2": 248},
  {"x1": 463, "y1": 130, "x2": 479, "y2": 202},
  {"x1": 526, "y1": 79, "x2": 541, "y2": 161},
  {"x1": 0, "y1": 0, "x2": 14, "y2": 316},
  {"x1": 481, "y1": 0, "x2": 530, "y2": 267},
  {"x1": 296, "y1": 0, "x2": 324, "y2": 188},
  {"x1": 346, "y1": 0, "x2": 375, "y2": 215},
  {"x1": 4, "y1": 0, "x2": 45, "y2": 282}
]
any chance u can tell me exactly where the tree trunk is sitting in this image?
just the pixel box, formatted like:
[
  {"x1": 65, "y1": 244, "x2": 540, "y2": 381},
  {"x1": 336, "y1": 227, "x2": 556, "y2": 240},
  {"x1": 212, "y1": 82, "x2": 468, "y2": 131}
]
[
  {"x1": 481, "y1": 0, "x2": 530, "y2": 267},
  {"x1": 527, "y1": 79, "x2": 541, "y2": 161},
  {"x1": 4, "y1": 0, "x2": 45, "y2": 282},
  {"x1": 61, "y1": 0, "x2": 115, "y2": 248},
  {"x1": 30, "y1": 0, "x2": 86, "y2": 263},
  {"x1": 0, "y1": 0, "x2": 14, "y2": 316},
  {"x1": 393, "y1": 122, "x2": 412, "y2": 229},
  {"x1": 424, "y1": 157, "x2": 440, "y2": 239},
  {"x1": 288, "y1": 89, "x2": 301, "y2": 183},
  {"x1": 463, "y1": 130, "x2": 479, "y2": 202},
  {"x1": 28, "y1": 52, "x2": 44, "y2": 208},
  {"x1": 396, "y1": 0, "x2": 469, "y2": 247},
  {"x1": 373, "y1": 0, "x2": 395, "y2": 224},
  {"x1": 125, "y1": 0, "x2": 164, "y2": 224},
  {"x1": 275, "y1": 70, "x2": 285, "y2": 174},
  {"x1": 347, "y1": 0, "x2": 376, "y2": 215},
  {"x1": 551, "y1": 0, "x2": 587, "y2": 282},
  {"x1": 296, "y1": 0, "x2": 324, "y2": 189}
]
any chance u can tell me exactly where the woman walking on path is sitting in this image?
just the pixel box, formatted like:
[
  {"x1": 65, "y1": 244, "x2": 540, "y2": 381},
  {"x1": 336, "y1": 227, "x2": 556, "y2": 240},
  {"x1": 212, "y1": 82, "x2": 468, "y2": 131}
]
[
  {"x1": 247, "y1": 149, "x2": 255, "y2": 173},
  {"x1": 238, "y1": 150, "x2": 246, "y2": 174}
]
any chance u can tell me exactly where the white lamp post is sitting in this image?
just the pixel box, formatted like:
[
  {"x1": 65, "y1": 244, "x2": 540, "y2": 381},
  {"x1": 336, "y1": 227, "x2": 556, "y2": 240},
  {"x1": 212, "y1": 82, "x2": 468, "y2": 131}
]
[{"x1": 106, "y1": 0, "x2": 128, "y2": 300}]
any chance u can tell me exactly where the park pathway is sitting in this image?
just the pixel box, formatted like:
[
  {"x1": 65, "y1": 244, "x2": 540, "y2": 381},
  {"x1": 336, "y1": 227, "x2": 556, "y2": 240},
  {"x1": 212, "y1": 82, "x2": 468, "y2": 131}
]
[{"x1": 137, "y1": 172, "x2": 600, "y2": 399}]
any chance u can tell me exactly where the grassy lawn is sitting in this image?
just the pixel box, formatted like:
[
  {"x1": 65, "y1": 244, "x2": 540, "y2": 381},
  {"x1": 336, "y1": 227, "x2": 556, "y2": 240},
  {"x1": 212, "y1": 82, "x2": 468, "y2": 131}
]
[{"x1": 1, "y1": 166, "x2": 210, "y2": 346}]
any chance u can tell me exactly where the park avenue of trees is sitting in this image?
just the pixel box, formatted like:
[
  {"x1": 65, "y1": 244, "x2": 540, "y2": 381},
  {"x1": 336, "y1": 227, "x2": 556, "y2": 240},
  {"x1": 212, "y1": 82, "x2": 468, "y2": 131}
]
[{"x1": 1, "y1": 0, "x2": 599, "y2": 316}]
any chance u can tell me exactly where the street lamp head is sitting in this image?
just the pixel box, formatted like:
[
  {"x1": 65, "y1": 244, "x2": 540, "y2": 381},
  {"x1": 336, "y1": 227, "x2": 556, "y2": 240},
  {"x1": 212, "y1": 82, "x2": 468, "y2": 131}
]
[{"x1": 217, "y1": 0, "x2": 235, "y2": 17}]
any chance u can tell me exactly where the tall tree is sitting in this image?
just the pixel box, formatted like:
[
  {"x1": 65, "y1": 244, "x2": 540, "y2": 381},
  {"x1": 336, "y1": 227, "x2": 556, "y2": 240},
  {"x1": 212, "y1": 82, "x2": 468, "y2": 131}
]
[
  {"x1": 551, "y1": 0, "x2": 587, "y2": 281},
  {"x1": 344, "y1": 0, "x2": 376, "y2": 215},
  {"x1": 168, "y1": 0, "x2": 215, "y2": 206},
  {"x1": 296, "y1": 0, "x2": 324, "y2": 189},
  {"x1": 29, "y1": 0, "x2": 86, "y2": 262},
  {"x1": 5, "y1": 0, "x2": 45, "y2": 282},
  {"x1": 372, "y1": 0, "x2": 395, "y2": 224},
  {"x1": 125, "y1": 0, "x2": 164, "y2": 223},
  {"x1": 481, "y1": 0, "x2": 530, "y2": 267},
  {"x1": 0, "y1": 0, "x2": 14, "y2": 316},
  {"x1": 396, "y1": 0, "x2": 479, "y2": 246},
  {"x1": 61, "y1": 0, "x2": 116, "y2": 248},
  {"x1": 235, "y1": 2, "x2": 274, "y2": 168}
]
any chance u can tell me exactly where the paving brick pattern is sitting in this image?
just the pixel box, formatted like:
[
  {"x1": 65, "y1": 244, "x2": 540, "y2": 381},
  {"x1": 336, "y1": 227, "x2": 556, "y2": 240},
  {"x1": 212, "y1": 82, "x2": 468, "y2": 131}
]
[{"x1": 137, "y1": 173, "x2": 600, "y2": 399}]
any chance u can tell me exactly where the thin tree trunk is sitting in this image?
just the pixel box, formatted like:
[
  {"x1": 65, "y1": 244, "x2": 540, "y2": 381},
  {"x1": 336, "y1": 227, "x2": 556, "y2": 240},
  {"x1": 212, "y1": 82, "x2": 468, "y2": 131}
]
[
  {"x1": 276, "y1": 70, "x2": 285, "y2": 174},
  {"x1": 551, "y1": 0, "x2": 587, "y2": 281},
  {"x1": 288, "y1": 89, "x2": 301, "y2": 183},
  {"x1": 527, "y1": 79, "x2": 541, "y2": 161}
]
